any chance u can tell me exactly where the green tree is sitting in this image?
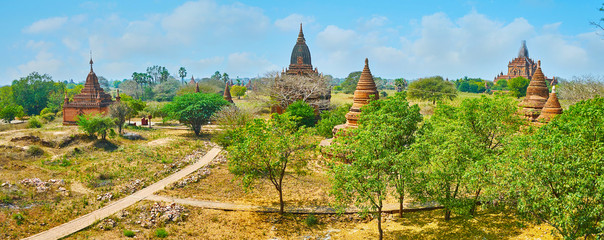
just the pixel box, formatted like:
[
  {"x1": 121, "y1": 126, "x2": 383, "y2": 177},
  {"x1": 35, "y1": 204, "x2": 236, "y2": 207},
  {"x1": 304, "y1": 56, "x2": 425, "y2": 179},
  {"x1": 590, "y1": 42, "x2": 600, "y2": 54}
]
[
  {"x1": 222, "y1": 73, "x2": 229, "y2": 84},
  {"x1": 329, "y1": 92, "x2": 422, "y2": 239},
  {"x1": 502, "y1": 97, "x2": 604, "y2": 239},
  {"x1": 315, "y1": 104, "x2": 350, "y2": 138},
  {"x1": 507, "y1": 76, "x2": 529, "y2": 98},
  {"x1": 493, "y1": 79, "x2": 508, "y2": 90},
  {"x1": 228, "y1": 113, "x2": 316, "y2": 214},
  {"x1": 178, "y1": 67, "x2": 187, "y2": 84},
  {"x1": 340, "y1": 71, "x2": 362, "y2": 94},
  {"x1": 211, "y1": 71, "x2": 222, "y2": 82},
  {"x1": 0, "y1": 86, "x2": 14, "y2": 106},
  {"x1": 120, "y1": 94, "x2": 146, "y2": 123},
  {"x1": 12, "y1": 72, "x2": 64, "y2": 115},
  {"x1": 152, "y1": 79, "x2": 180, "y2": 101},
  {"x1": 394, "y1": 78, "x2": 408, "y2": 92},
  {"x1": 230, "y1": 85, "x2": 247, "y2": 99},
  {"x1": 163, "y1": 93, "x2": 229, "y2": 135},
  {"x1": 76, "y1": 114, "x2": 116, "y2": 140},
  {"x1": 0, "y1": 105, "x2": 25, "y2": 123},
  {"x1": 285, "y1": 100, "x2": 316, "y2": 128},
  {"x1": 109, "y1": 101, "x2": 132, "y2": 134},
  {"x1": 407, "y1": 76, "x2": 457, "y2": 104}
]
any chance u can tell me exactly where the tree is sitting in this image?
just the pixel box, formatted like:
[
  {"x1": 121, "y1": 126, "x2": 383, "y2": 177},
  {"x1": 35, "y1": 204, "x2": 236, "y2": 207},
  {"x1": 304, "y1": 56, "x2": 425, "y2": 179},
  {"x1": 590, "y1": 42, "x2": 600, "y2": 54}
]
[
  {"x1": 590, "y1": 3, "x2": 603, "y2": 32},
  {"x1": 394, "y1": 78, "x2": 408, "y2": 92},
  {"x1": 152, "y1": 79, "x2": 180, "y2": 101},
  {"x1": 230, "y1": 85, "x2": 247, "y2": 99},
  {"x1": 285, "y1": 100, "x2": 316, "y2": 128},
  {"x1": 122, "y1": 79, "x2": 141, "y2": 100},
  {"x1": 0, "y1": 86, "x2": 14, "y2": 106},
  {"x1": 557, "y1": 75, "x2": 604, "y2": 104},
  {"x1": 253, "y1": 72, "x2": 331, "y2": 111},
  {"x1": 163, "y1": 93, "x2": 229, "y2": 135},
  {"x1": 228, "y1": 113, "x2": 316, "y2": 214},
  {"x1": 12, "y1": 72, "x2": 64, "y2": 115},
  {"x1": 76, "y1": 114, "x2": 116, "y2": 140},
  {"x1": 315, "y1": 104, "x2": 350, "y2": 138},
  {"x1": 109, "y1": 101, "x2": 131, "y2": 134},
  {"x1": 329, "y1": 92, "x2": 422, "y2": 239},
  {"x1": 411, "y1": 96, "x2": 522, "y2": 220},
  {"x1": 340, "y1": 71, "x2": 362, "y2": 94},
  {"x1": 0, "y1": 105, "x2": 25, "y2": 123},
  {"x1": 178, "y1": 67, "x2": 187, "y2": 84},
  {"x1": 507, "y1": 76, "x2": 529, "y2": 98},
  {"x1": 494, "y1": 79, "x2": 508, "y2": 90},
  {"x1": 407, "y1": 76, "x2": 457, "y2": 104},
  {"x1": 211, "y1": 71, "x2": 222, "y2": 82},
  {"x1": 120, "y1": 94, "x2": 146, "y2": 123},
  {"x1": 503, "y1": 97, "x2": 604, "y2": 239},
  {"x1": 98, "y1": 76, "x2": 111, "y2": 92},
  {"x1": 222, "y1": 73, "x2": 229, "y2": 84}
]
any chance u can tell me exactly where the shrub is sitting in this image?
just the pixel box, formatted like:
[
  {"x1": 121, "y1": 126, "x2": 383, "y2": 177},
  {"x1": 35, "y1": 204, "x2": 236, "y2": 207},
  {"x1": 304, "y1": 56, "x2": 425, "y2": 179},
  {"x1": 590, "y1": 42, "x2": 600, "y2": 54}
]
[
  {"x1": 27, "y1": 145, "x2": 44, "y2": 156},
  {"x1": 211, "y1": 106, "x2": 254, "y2": 148},
  {"x1": 285, "y1": 100, "x2": 316, "y2": 128},
  {"x1": 123, "y1": 229, "x2": 135, "y2": 238},
  {"x1": 315, "y1": 104, "x2": 351, "y2": 138},
  {"x1": 12, "y1": 213, "x2": 25, "y2": 225},
  {"x1": 27, "y1": 116, "x2": 43, "y2": 128},
  {"x1": 380, "y1": 91, "x2": 388, "y2": 98},
  {"x1": 155, "y1": 228, "x2": 168, "y2": 238},
  {"x1": 41, "y1": 112, "x2": 56, "y2": 122},
  {"x1": 76, "y1": 114, "x2": 116, "y2": 140},
  {"x1": 304, "y1": 213, "x2": 318, "y2": 227}
]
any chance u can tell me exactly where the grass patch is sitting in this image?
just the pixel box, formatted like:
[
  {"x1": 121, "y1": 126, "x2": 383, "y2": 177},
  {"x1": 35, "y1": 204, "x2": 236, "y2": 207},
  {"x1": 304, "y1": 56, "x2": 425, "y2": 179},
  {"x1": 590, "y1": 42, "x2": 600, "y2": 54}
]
[
  {"x1": 123, "y1": 229, "x2": 135, "y2": 237},
  {"x1": 155, "y1": 228, "x2": 168, "y2": 238}
]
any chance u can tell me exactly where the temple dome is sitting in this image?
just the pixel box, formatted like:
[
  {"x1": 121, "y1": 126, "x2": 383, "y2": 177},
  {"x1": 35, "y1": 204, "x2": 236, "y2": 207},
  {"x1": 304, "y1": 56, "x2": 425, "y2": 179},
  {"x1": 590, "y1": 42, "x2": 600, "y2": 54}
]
[
  {"x1": 536, "y1": 86, "x2": 563, "y2": 123},
  {"x1": 518, "y1": 40, "x2": 529, "y2": 58},
  {"x1": 519, "y1": 60, "x2": 549, "y2": 121},
  {"x1": 290, "y1": 23, "x2": 312, "y2": 66}
]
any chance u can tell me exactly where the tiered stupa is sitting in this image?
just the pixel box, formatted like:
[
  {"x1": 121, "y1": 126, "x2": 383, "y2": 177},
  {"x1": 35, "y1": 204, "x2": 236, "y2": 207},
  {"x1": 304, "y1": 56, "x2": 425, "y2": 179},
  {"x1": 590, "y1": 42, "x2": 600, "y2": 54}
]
[
  {"x1": 63, "y1": 58, "x2": 114, "y2": 125},
  {"x1": 536, "y1": 85, "x2": 562, "y2": 123},
  {"x1": 223, "y1": 83, "x2": 234, "y2": 103},
  {"x1": 282, "y1": 24, "x2": 319, "y2": 76},
  {"x1": 332, "y1": 58, "x2": 379, "y2": 133},
  {"x1": 189, "y1": 76, "x2": 196, "y2": 85},
  {"x1": 518, "y1": 60, "x2": 550, "y2": 121}
]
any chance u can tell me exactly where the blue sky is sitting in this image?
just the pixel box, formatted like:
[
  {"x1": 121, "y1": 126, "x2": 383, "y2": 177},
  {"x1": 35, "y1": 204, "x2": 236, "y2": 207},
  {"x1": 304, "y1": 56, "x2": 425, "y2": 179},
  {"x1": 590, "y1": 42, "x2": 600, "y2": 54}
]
[{"x1": 1, "y1": 0, "x2": 602, "y2": 85}]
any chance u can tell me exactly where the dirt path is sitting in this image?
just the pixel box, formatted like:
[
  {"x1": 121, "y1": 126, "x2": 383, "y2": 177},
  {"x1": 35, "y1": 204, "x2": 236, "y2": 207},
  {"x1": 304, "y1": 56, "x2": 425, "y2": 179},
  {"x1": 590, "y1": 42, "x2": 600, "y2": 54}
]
[
  {"x1": 23, "y1": 147, "x2": 222, "y2": 240},
  {"x1": 146, "y1": 194, "x2": 442, "y2": 214}
]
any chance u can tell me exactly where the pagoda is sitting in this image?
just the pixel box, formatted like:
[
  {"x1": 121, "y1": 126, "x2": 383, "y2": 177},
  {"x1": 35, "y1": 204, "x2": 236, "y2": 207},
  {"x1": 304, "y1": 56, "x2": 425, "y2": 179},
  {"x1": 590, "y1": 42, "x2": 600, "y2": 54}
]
[
  {"x1": 536, "y1": 85, "x2": 563, "y2": 123},
  {"x1": 332, "y1": 58, "x2": 379, "y2": 133},
  {"x1": 282, "y1": 24, "x2": 319, "y2": 76},
  {"x1": 223, "y1": 83, "x2": 234, "y2": 103},
  {"x1": 63, "y1": 58, "x2": 114, "y2": 125},
  {"x1": 188, "y1": 76, "x2": 196, "y2": 85},
  {"x1": 494, "y1": 41, "x2": 556, "y2": 85},
  {"x1": 518, "y1": 60, "x2": 550, "y2": 121}
]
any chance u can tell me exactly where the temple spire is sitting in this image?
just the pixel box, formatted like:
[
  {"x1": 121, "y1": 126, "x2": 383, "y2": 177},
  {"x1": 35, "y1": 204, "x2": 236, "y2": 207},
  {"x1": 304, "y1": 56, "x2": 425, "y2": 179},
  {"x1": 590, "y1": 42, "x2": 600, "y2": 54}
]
[
  {"x1": 518, "y1": 40, "x2": 529, "y2": 58},
  {"x1": 297, "y1": 23, "x2": 305, "y2": 43},
  {"x1": 89, "y1": 50, "x2": 94, "y2": 72}
]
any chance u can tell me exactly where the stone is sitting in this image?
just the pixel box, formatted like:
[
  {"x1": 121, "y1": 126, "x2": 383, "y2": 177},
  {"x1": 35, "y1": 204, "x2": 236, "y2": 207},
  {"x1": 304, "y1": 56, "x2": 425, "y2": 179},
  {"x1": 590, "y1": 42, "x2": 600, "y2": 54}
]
[
  {"x1": 122, "y1": 132, "x2": 145, "y2": 140},
  {"x1": 519, "y1": 60, "x2": 550, "y2": 121}
]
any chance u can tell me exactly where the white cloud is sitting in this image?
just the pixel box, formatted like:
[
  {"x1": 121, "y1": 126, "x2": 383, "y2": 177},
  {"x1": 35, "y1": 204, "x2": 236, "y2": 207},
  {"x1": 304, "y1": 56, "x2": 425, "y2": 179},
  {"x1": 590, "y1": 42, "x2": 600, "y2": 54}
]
[
  {"x1": 274, "y1": 14, "x2": 316, "y2": 31},
  {"x1": 226, "y1": 52, "x2": 279, "y2": 77},
  {"x1": 23, "y1": 17, "x2": 68, "y2": 34},
  {"x1": 17, "y1": 51, "x2": 62, "y2": 76}
]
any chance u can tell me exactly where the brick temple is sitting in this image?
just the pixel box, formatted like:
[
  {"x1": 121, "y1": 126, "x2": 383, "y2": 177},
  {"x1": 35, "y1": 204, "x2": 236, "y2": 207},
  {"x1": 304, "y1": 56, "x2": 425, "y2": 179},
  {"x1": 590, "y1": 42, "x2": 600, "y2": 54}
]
[
  {"x1": 494, "y1": 40, "x2": 556, "y2": 85},
  {"x1": 62, "y1": 58, "x2": 114, "y2": 125},
  {"x1": 282, "y1": 23, "x2": 320, "y2": 76}
]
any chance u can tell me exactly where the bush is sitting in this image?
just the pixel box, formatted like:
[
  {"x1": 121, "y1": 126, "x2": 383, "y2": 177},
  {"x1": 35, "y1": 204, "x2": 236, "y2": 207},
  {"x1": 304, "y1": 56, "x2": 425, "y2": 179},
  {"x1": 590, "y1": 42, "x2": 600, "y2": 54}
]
[
  {"x1": 27, "y1": 116, "x2": 43, "y2": 128},
  {"x1": 76, "y1": 114, "x2": 116, "y2": 140},
  {"x1": 304, "y1": 213, "x2": 318, "y2": 227},
  {"x1": 27, "y1": 145, "x2": 44, "y2": 156},
  {"x1": 41, "y1": 112, "x2": 55, "y2": 122},
  {"x1": 211, "y1": 106, "x2": 254, "y2": 148},
  {"x1": 155, "y1": 228, "x2": 168, "y2": 238},
  {"x1": 123, "y1": 229, "x2": 135, "y2": 238},
  {"x1": 285, "y1": 100, "x2": 316, "y2": 128},
  {"x1": 315, "y1": 104, "x2": 350, "y2": 138},
  {"x1": 12, "y1": 213, "x2": 25, "y2": 225},
  {"x1": 380, "y1": 91, "x2": 388, "y2": 98}
]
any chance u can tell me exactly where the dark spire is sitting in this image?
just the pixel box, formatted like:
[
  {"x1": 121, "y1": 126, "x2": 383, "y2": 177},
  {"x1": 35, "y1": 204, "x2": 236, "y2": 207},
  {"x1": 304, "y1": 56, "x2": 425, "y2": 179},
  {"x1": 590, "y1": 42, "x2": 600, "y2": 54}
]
[
  {"x1": 518, "y1": 40, "x2": 529, "y2": 58},
  {"x1": 89, "y1": 50, "x2": 94, "y2": 72},
  {"x1": 297, "y1": 23, "x2": 305, "y2": 43}
]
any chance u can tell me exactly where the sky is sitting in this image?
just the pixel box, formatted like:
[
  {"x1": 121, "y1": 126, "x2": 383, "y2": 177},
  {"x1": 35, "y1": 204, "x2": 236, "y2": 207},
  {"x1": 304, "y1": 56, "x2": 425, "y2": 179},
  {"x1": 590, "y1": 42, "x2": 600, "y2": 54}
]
[{"x1": 1, "y1": 0, "x2": 603, "y2": 86}]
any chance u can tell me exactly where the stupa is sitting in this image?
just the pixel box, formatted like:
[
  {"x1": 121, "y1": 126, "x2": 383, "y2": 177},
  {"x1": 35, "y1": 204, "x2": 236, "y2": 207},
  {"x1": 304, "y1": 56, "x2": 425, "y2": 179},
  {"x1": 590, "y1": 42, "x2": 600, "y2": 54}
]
[
  {"x1": 223, "y1": 83, "x2": 234, "y2": 103},
  {"x1": 536, "y1": 85, "x2": 562, "y2": 123},
  {"x1": 332, "y1": 58, "x2": 379, "y2": 133},
  {"x1": 518, "y1": 60, "x2": 549, "y2": 121},
  {"x1": 189, "y1": 76, "x2": 196, "y2": 85},
  {"x1": 63, "y1": 58, "x2": 114, "y2": 125},
  {"x1": 195, "y1": 82, "x2": 200, "y2": 93}
]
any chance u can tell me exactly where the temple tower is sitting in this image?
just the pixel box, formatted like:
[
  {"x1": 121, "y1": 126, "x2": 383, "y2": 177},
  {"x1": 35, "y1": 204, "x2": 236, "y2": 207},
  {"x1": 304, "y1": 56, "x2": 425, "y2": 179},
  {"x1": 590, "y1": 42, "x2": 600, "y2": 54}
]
[
  {"x1": 62, "y1": 58, "x2": 114, "y2": 125},
  {"x1": 536, "y1": 85, "x2": 563, "y2": 123},
  {"x1": 519, "y1": 60, "x2": 550, "y2": 121},
  {"x1": 223, "y1": 83, "x2": 234, "y2": 103},
  {"x1": 283, "y1": 24, "x2": 319, "y2": 76}
]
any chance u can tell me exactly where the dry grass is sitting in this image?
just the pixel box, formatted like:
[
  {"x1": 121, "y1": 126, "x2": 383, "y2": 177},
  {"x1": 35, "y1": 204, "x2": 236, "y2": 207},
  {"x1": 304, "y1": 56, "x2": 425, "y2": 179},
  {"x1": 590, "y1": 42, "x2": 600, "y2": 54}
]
[
  {"x1": 0, "y1": 120, "x2": 213, "y2": 239},
  {"x1": 66, "y1": 200, "x2": 558, "y2": 240}
]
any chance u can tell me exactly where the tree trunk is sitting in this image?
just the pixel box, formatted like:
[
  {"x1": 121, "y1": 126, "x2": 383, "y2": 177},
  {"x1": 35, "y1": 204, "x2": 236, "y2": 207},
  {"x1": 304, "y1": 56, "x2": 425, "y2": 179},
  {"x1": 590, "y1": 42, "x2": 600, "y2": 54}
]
[
  {"x1": 445, "y1": 208, "x2": 451, "y2": 221},
  {"x1": 278, "y1": 187, "x2": 284, "y2": 215},
  {"x1": 399, "y1": 193, "x2": 404, "y2": 218},
  {"x1": 377, "y1": 205, "x2": 383, "y2": 240},
  {"x1": 470, "y1": 188, "x2": 481, "y2": 216}
]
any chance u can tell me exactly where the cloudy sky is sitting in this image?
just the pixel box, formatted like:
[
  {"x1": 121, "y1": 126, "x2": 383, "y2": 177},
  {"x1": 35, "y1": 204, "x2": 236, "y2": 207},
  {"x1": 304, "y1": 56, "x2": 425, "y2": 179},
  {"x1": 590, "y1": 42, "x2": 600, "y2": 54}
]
[{"x1": 1, "y1": 0, "x2": 603, "y2": 85}]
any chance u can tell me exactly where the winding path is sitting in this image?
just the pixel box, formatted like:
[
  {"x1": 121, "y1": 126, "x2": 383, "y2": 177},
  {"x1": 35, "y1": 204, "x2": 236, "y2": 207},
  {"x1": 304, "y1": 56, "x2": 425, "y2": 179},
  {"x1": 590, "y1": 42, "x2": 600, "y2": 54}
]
[{"x1": 23, "y1": 147, "x2": 222, "y2": 240}]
